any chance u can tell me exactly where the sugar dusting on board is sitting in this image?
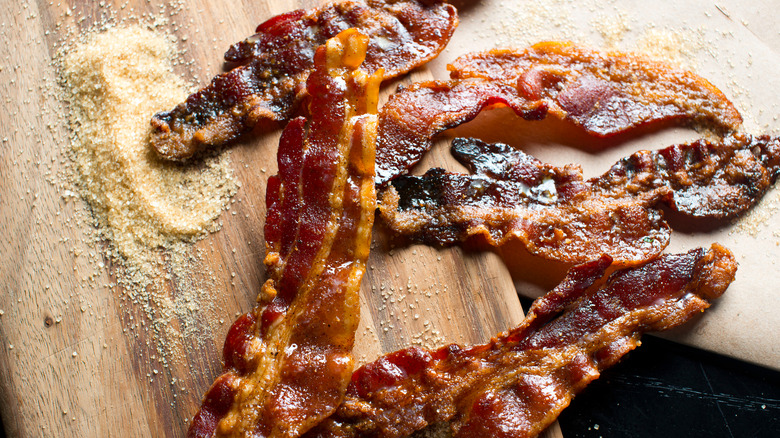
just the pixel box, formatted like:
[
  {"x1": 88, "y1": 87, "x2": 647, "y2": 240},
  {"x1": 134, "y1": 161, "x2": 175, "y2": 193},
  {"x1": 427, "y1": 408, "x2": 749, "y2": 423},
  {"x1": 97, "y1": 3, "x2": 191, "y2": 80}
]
[
  {"x1": 56, "y1": 22, "x2": 238, "y2": 393},
  {"x1": 485, "y1": 0, "x2": 705, "y2": 66}
]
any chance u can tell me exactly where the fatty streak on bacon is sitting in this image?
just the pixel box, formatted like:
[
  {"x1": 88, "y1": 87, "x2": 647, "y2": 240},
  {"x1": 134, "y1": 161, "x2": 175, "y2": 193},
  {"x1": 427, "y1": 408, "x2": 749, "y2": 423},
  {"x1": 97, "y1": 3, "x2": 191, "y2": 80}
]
[
  {"x1": 187, "y1": 29, "x2": 380, "y2": 438},
  {"x1": 379, "y1": 134, "x2": 780, "y2": 265},
  {"x1": 150, "y1": 0, "x2": 457, "y2": 160},
  {"x1": 306, "y1": 244, "x2": 737, "y2": 438},
  {"x1": 376, "y1": 41, "x2": 743, "y2": 184}
]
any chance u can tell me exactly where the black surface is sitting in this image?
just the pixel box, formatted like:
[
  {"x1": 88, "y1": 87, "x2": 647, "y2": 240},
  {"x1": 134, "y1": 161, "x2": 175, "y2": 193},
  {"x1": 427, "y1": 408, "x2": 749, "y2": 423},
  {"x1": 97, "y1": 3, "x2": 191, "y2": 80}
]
[{"x1": 554, "y1": 327, "x2": 780, "y2": 437}]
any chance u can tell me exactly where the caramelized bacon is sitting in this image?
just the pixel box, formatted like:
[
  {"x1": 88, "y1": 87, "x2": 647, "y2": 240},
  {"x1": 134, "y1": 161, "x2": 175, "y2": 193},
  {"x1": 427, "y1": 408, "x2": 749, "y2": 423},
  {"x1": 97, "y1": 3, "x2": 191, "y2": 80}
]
[
  {"x1": 307, "y1": 244, "x2": 737, "y2": 438},
  {"x1": 188, "y1": 30, "x2": 380, "y2": 438},
  {"x1": 375, "y1": 80, "x2": 548, "y2": 184},
  {"x1": 380, "y1": 134, "x2": 779, "y2": 264},
  {"x1": 151, "y1": 0, "x2": 457, "y2": 160},
  {"x1": 451, "y1": 41, "x2": 742, "y2": 133},
  {"x1": 376, "y1": 41, "x2": 742, "y2": 184},
  {"x1": 595, "y1": 133, "x2": 780, "y2": 218}
]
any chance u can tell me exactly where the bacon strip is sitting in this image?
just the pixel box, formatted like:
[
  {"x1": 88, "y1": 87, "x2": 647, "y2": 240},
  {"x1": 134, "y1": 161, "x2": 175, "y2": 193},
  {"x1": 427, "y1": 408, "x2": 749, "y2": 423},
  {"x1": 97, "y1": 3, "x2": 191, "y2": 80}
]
[
  {"x1": 376, "y1": 41, "x2": 743, "y2": 184},
  {"x1": 376, "y1": 80, "x2": 548, "y2": 184},
  {"x1": 594, "y1": 133, "x2": 780, "y2": 218},
  {"x1": 151, "y1": 0, "x2": 457, "y2": 160},
  {"x1": 188, "y1": 29, "x2": 380, "y2": 438},
  {"x1": 379, "y1": 134, "x2": 779, "y2": 265},
  {"x1": 306, "y1": 244, "x2": 737, "y2": 438}
]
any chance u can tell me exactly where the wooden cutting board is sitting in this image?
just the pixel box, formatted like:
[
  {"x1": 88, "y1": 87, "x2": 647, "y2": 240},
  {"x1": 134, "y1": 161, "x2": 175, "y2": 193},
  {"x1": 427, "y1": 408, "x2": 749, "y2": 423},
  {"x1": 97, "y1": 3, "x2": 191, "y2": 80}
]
[
  {"x1": 1, "y1": 0, "x2": 778, "y2": 437},
  {"x1": 0, "y1": 1, "x2": 534, "y2": 436}
]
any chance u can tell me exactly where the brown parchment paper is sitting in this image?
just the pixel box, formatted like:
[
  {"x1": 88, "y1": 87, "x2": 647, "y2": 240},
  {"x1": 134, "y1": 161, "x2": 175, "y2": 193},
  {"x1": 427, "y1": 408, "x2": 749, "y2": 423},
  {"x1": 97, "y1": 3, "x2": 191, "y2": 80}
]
[{"x1": 415, "y1": 0, "x2": 780, "y2": 370}]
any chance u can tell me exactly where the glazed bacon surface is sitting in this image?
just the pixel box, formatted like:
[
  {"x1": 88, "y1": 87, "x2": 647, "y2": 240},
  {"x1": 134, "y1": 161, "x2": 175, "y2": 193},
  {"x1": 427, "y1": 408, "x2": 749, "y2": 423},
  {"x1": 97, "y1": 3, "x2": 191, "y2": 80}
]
[
  {"x1": 151, "y1": 0, "x2": 457, "y2": 160},
  {"x1": 376, "y1": 41, "x2": 743, "y2": 184},
  {"x1": 380, "y1": 134, "x2": 780, "y2": 265},
  {"x1": 595, "y1": 133, "x2": 780, "y2": 218},
  {"x1": 306, "y1": 245, "x2": 736, "y2": 438},
  {"x1": 188, "y1": 30, "x2": 380, "y2": 438}
]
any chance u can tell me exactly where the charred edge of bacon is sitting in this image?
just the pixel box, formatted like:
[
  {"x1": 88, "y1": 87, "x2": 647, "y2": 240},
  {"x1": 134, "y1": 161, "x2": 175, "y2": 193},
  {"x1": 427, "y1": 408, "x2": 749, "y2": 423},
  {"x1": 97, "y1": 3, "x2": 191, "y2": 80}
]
[
  {"x1": 592, "y1": 133, "x2": 780, "y2": 218},
  {"x1": 150, "y1": 0, "x2": 457, "y2": 161},
  {"x1": 307, "y1": 244, "x2": 736, "y2": 438},
  {"x1": 375, "y1": 41, "x2": 743, "y2": 184}
]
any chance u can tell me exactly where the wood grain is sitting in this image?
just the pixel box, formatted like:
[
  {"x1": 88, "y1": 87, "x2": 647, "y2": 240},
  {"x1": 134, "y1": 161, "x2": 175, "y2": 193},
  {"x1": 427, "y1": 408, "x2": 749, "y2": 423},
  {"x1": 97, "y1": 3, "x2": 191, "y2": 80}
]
[{"x1": 0, "y1": 1, "x2": 536, "y2": 437}]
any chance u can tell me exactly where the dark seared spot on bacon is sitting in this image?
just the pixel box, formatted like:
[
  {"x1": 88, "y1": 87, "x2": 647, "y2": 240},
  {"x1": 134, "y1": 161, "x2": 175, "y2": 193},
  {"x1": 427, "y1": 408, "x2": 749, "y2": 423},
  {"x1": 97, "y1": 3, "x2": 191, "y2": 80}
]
[
  {"x1": 151, "y1": 0, "x2": 457, "y2": 160},
  {"x1": 306, "y1": 245, "x2": 737, "y2": 438},
  {"x1": 376, "y1": 41, "x2": 742, "y2": 184},
  {"x1": 379, "y1": 134, "x2": 780, "y2": 265},
  {"x1": 187, "y1": 30, "x2": 379, "y2": 438}
]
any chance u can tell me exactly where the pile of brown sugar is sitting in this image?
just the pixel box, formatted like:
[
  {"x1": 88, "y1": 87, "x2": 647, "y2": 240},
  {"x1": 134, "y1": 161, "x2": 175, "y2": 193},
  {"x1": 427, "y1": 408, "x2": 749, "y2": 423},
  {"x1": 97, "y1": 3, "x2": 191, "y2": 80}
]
[
  {"x1": 57, "y1": 25, "x2": 239, "y2": 366},
  {"x1": 60, "y1": 25, "x2": 238, "y2": 263}
]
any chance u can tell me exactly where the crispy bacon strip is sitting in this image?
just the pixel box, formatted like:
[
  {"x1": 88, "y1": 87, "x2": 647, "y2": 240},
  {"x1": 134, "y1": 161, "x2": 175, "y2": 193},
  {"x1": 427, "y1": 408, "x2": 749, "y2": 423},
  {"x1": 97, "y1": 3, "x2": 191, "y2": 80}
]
[
  {"x1": 151, "y1": 0, "x2": 457, "y2": 160},
  {"x1": 376, "y1": 41, "x2": 743, "y2": 184},
  {"x1": 188, "y1": 30, "x2": 380, "y2": 438},
  {"x1": 379, "y1": 134, "x2": 779, "y2": 265},
  {"x1": 376, "y1": 80, "x2": 548, "y2": 184},
  {"x1": 595, "y1": 133, "x2": 780, "y2": 218},
  {"x1": 306, "y1": 244, "x2": 737, "y2": 438}
]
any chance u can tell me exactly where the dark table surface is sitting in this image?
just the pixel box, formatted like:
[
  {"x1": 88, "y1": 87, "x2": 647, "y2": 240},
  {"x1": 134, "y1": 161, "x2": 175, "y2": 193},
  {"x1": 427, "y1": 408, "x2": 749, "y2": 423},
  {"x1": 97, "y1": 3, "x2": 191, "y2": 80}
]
[{"x1": 556, "y1": 329, "x2": 780, "y2": 438}]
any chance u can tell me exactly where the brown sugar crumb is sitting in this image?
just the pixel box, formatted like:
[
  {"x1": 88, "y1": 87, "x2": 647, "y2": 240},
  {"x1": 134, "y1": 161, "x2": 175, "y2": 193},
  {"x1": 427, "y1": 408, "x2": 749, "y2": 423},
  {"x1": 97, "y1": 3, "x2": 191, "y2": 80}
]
[
  {"x1": 592, "y1": 11, "x2": 630, "y2": 48},
  {"x1": 636, "y1": 28, "x2": 704, "y2": 68},
  {"x1": 731, "y1": 191, "x2": 779, "y2": 238}
]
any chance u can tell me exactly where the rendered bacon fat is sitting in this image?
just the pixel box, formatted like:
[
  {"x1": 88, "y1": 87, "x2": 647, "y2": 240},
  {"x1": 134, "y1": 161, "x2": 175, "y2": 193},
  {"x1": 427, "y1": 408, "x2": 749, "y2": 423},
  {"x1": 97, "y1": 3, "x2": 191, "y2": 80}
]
[
  {"x1": 151, "y1": 0, "x2": 457, "y2": 160},
  {"x1": 380, "y1": 134, "x2": 779, "y2": 265},
  {"x1": 376, "y1": 41, "x2": 742, "y2": 183},
  {"x1": 188, "y1": 30, "x2": 380, "y2": 438},
  {"x1": 307, "y1": 244, "x2": 737, "y2": 438}
]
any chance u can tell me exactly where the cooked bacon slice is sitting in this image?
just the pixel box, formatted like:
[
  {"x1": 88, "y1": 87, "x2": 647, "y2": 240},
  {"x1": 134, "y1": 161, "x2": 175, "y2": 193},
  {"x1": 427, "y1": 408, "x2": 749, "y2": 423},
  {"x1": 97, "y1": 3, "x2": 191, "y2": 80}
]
[
  {"x1": 379, "y1": 134, "x2": 779, "y2": 264},
  {"x1": 380, "y1": 139, "x2": 671, "y2": 265},
  {"x1": 376, "y1": 41, "x2": 743, "y2": 184},
  {"x1": 451, "y1": 42, "x2": 743, "y2": 133},
  {"x1": 187, "y1": 29, "x2": 380, "y2": 438},
  {"x1": 375, "y1": 80, "x2": 548, "y2": 184},
  {"x1": 306, "y1": 244, "x2": 737, "y2": 438},
  {"x1": 150, "y1": 0, "x2": 457, "y2": 160},
  {"x1": 594, "y1": 133, "x2": 780, "y2": 218}
]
